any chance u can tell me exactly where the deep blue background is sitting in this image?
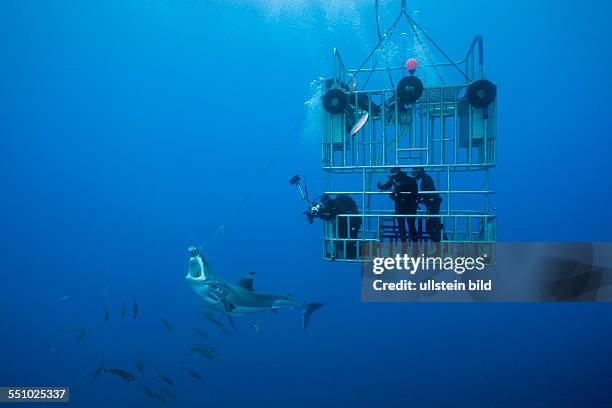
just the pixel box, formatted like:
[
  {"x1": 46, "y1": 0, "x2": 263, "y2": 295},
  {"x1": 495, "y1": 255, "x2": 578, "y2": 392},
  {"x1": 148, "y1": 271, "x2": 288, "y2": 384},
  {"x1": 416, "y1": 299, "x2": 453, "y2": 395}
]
[{"x1": 1, "y1": 1, "x2": 612, "y2": 407}]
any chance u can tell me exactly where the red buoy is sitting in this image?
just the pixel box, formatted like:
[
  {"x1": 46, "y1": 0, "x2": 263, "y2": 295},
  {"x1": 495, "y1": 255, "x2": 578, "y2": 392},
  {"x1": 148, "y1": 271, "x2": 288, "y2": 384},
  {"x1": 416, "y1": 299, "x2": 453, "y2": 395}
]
[{"x1": 405, "y1": 58, "x2": 418, "y2": 75}]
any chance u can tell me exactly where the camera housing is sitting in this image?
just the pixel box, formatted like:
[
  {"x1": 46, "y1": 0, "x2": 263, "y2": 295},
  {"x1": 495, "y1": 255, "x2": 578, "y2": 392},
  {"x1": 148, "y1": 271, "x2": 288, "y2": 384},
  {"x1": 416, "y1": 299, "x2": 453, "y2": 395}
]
[
  {"x1": 303, "y1": 203, "x2": 321, "y2": 224},
  {"x1": 289, "y1": 175, "x2": 301, "y2": 186}
]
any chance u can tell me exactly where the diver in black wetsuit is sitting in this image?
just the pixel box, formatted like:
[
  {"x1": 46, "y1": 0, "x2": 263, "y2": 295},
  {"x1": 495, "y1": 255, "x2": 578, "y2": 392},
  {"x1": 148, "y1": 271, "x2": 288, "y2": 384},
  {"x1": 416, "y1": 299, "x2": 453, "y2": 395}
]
[
  {"x1": 310, "y1": 194, "x2": 362, "y2": 259},
  {"x1": 377, "y1": 167, "x2": 419, "y2": 244},
  {"x1": 413, "y1": 167, "x2": 442, "y2": 244},
  {"x1": 290, "y1": 174, "x2": 362, "y2": 259}
]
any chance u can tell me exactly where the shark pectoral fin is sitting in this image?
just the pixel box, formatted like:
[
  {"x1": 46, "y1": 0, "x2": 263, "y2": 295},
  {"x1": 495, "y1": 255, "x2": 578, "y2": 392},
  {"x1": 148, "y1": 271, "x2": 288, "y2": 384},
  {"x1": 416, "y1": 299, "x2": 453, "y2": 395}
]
[
  {"x1": 237, "y1": 272, "x2": 256, "y2": 291},
  {"x1": 219, "y1": 299, "x2": 237, "y2": 330}
]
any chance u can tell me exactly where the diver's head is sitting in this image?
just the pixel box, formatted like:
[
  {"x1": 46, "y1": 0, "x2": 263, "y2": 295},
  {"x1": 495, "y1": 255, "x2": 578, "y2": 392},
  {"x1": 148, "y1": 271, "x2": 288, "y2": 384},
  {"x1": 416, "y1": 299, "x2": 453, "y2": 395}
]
[
  {"x1": 412, "y1": 167, "x2": 425, "y2": 179},
  {"x1": 390, "y1": 167, "x2": 402, "y2": 176}
]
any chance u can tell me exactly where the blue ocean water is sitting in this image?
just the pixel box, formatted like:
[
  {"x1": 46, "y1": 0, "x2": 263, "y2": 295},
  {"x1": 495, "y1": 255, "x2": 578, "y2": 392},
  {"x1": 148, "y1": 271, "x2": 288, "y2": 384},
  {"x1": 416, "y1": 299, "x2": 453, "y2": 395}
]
[{"x1": 1, "y1": 0, "x2": 612, "y2": 407}]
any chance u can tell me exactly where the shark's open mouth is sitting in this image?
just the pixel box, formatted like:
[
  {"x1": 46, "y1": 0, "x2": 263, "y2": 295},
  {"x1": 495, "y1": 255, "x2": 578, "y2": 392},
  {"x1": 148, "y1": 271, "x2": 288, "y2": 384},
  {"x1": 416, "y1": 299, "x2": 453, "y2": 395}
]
[
  {"x1": 189, "y1": 265, "x2": 203, "y2": 279},
  {"x1": 186, "y1": 251, "x2": 206, "y2": 282}
]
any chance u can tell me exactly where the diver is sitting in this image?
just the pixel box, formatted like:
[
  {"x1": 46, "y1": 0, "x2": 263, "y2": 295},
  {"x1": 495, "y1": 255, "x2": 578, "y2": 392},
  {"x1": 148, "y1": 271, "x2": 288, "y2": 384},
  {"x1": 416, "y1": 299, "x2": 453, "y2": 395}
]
[
  {"x1": 412, "y1": 167, "x2": 442, "y2": 244},
  {"x1": 377, "y1": 167, "x2": 419, "y2": 245},
  {"x1": 290, "y1": 174, "x2": 361, "y2": 259},
  {"x1": 310, "y1": 194, "x2": 362, "y2": 259}
]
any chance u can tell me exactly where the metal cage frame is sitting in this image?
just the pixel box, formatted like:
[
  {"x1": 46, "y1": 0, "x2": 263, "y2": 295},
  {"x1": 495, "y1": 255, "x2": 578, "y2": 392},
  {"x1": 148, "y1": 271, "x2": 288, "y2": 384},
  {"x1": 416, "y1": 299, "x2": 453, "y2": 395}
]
[{"x1": 320, "y1": 32, "x2": 496, "y2": 262}]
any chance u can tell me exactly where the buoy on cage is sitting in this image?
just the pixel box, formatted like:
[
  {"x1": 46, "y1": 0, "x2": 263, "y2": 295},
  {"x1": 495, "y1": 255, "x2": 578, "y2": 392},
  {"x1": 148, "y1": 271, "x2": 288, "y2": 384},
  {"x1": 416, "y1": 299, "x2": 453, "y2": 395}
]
[{"x1": 405, "y1": 58, "x2": 418, "y2": 75}]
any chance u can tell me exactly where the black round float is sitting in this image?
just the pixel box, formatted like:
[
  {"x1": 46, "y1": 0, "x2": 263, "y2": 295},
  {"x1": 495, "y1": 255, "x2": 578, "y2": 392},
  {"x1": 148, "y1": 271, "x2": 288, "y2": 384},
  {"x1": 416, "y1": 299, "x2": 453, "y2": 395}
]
[
  {"x1": 349, "y1": 93, "x2": 382, "y2": 116},
  {"x1": 467, "y1": 79, "x2": 497, "y2": 108},
  {"x1": 322, "y1": 88, "x2": 348, "y2": 114},
  {"x1": 396, "y1": 76, "x2": 424, "y2": 104}
]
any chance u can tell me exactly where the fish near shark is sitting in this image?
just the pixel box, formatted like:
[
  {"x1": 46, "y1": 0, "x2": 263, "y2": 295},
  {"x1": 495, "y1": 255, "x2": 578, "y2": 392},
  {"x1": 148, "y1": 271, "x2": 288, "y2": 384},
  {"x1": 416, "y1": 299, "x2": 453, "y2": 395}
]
[
  {"x1": 92, "y1": 360, "x2": 135, "y2": 382},
  {"x1": 185, "y1": 247, "x2": 323, "y2": 332},
  {"x1": 134, "y1": 354, "x2": 144, "y2": 373}
]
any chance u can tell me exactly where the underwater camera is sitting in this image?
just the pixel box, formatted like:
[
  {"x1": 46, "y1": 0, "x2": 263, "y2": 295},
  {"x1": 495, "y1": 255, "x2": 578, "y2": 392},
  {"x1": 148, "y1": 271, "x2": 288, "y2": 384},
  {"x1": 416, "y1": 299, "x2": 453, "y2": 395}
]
[
  {"x1": 303, "y1": 202, "x2": 322, "y2": 225},
  {"x1": 290, "y1": 173, "x2": 323, "y2": 224},
  {"x1": 289, "y1": 174, "x2": 301, "y2": 186}
]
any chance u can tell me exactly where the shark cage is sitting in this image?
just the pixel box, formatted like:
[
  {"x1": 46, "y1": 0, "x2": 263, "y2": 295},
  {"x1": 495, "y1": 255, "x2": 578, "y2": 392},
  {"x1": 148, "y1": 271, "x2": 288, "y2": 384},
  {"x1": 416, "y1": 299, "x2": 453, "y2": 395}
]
[{"x1": 316, "y1": 1, "x2": 497, "y2": 262}]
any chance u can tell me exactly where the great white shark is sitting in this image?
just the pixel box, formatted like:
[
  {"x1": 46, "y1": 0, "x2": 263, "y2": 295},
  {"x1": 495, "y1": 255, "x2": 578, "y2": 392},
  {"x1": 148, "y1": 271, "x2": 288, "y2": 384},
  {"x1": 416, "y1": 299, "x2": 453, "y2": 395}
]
[{"x1": 186, "y1": 247, "x2": 323, "y2": 332}]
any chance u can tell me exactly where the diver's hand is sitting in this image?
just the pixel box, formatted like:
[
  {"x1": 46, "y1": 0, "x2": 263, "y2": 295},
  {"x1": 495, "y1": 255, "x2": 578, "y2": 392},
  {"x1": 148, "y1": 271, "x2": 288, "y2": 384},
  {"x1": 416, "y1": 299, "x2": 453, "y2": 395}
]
[{"x1": 376, "y1": 182, "x2": 383, "y2": 190}]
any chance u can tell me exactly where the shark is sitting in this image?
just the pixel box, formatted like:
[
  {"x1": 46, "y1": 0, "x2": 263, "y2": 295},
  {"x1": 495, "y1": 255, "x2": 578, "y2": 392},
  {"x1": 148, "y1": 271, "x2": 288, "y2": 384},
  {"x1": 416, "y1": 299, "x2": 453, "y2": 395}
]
[{"x1": 185, "y1": 247, "x2": 323, "y2": 332}]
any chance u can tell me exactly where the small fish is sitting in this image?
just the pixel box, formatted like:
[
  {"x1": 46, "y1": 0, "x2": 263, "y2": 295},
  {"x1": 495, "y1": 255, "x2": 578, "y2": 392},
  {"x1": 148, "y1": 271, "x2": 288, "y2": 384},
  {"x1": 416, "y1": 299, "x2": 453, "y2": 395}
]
[
  {"x1": 157, "y1": 373, "x2": 175, "y2": 387},
  {"x1": 104, "y1": 305, "x2": 109, "y2": 322},
  {"x1": 120, "y1": 300, "x2": 126, "y2": 319},
  {"x1": 189, "y1": 345, "x2": 221, "y2": 361},
  {"x1": 142, "y1": 384, "x2": 155, "y2": 399},
  {"x1": 203, "y1": 314, "x2": 224, "y2": 328},
  {"x1": 75, "y1": 327, "x2": 86, "y2": 343},
  {"x1": 160, "y1": 317, "x2": 173, "y2": 332},
  {"x1": 50, "y1": 347, "x2": 57, "y2": 353},
  {"x1": 350, "y1": 112, "x2": 369, "y2": 136},
  {"x1": 59, "y1": 295, "x2": 70, "y2": 302},
  {"x1": 133, "y1": 302, "x2": 139, "y2": 319},
  {"x1": 92, "y1": 360, "x2": 105, "y2": 381},
  {"x1": 159, "y1": 387, "x2": 176, "y2": 398},
  {"x1": 134, "y1": 354, "x2": 144, "y2": 374},
  {"x1": 226, "y1": 314, "x2": 236, "y2": 330},
  {"x1": 104, "y1": 367, "x2": 135, "y2": 382},
  {"x1": 192, "y1": 327, "x2": 209, "y2": 339},
  {"x1": 99, "y1": 283, "x2": 111, "y2": 300},
  {"x1": 253, "y1": 322, "x2": 262, "y2": 333},
  {"x1": 189, "y1": 344, "x2": 216, "y2": 354},
  {"x1": 183, "y1": 367, "x2": 202, "y2": 381},
  {"x1": 192, "y1": 350, "x2": 222, "y2": 361},
  {"x1": 203, "y1": 314, "x2": 233, "y2": 335},
  {"x1": 71, "y1": 368, "x2": 90, "y2": 392}
]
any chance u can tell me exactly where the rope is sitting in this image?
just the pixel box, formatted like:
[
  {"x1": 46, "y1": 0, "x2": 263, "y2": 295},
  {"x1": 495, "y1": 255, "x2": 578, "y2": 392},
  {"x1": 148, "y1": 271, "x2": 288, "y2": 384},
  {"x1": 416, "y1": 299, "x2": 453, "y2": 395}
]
[
  {"x1": 360, "y1": 59, "x2": 378, "y2": 91},
  {"x1": 404, "y1": 11, "x2": 445, "y2": 85},
  {"x1": 362, "y1": 0, "x2": 400, "y2": 99},
  {"x1": 375, "y1": 0, "x2": 382, "y2": 41},
  {"x1": 347, "y1": 12, "x2": 402, "y2": 86},
  {"x1": 200, "y1": 117, "x2": 302, "y2": 248},
  {"x1": 406, "y1": 13, "x2": 469, "y2": 81}
]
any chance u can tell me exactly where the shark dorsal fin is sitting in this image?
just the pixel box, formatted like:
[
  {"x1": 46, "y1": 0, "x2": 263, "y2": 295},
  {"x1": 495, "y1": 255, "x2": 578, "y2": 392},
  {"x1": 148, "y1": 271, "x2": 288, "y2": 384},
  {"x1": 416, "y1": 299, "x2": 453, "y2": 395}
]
[{"x1": 237, "y1": 272, "x2": 256, "y2": 291}]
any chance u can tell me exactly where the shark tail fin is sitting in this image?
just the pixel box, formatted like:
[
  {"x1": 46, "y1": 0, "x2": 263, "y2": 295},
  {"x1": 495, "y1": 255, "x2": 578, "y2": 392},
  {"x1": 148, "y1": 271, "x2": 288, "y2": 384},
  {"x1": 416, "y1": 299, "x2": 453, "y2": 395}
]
[{"x1": 303, "y1": 302, "x2": 324, "y2": 332}]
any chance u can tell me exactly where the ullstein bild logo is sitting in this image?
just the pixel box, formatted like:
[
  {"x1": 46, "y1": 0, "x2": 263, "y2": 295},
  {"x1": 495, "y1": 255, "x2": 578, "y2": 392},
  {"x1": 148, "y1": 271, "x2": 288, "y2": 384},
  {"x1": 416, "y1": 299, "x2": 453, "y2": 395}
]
[{"x1": 360, "y1": 243, "x2": 612, "y2": 302}]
